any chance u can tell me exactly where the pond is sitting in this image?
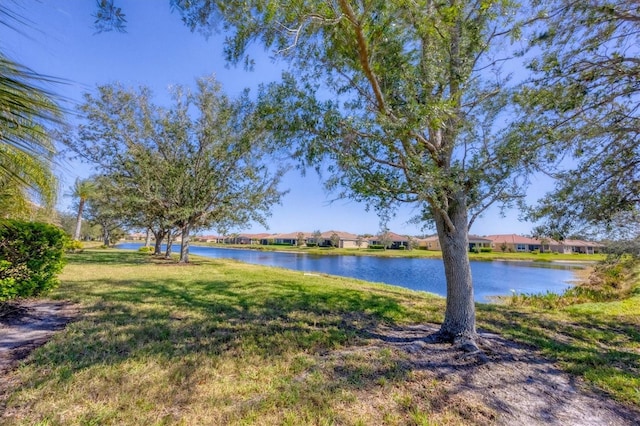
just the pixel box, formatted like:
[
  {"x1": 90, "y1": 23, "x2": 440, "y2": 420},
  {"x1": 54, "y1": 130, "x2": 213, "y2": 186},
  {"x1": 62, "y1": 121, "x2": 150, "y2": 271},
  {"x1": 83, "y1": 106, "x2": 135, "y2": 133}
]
[{"x1": 117, "y1": 243, "x2": 584, "y2": 302}]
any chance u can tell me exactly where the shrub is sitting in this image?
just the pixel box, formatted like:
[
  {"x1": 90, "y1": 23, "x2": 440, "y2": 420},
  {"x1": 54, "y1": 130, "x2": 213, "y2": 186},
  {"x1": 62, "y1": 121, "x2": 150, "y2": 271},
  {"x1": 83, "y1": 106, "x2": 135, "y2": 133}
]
[
  {"x1": 480, "y1": 247, "x2": 492, "y2": 253},
  {"x1": 65, "y1": 239, "x2": 84, "y2": 253},
  {"x1": 0, "y1": 220, "x2": 69, "y2": 301},
  {"x1": 369, "y1": 244, "x2": 386, "y2": 250},
  {"x1": 138, "y1": 246, "x2": 154, "y2": 254}
]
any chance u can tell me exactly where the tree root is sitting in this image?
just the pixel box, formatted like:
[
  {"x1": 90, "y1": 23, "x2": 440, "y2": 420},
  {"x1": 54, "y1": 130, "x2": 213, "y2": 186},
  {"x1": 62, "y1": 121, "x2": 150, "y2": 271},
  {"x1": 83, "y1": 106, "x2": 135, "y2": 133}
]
[{"x1": 424, "y1": 330, "x2": 489, "y2": 364}]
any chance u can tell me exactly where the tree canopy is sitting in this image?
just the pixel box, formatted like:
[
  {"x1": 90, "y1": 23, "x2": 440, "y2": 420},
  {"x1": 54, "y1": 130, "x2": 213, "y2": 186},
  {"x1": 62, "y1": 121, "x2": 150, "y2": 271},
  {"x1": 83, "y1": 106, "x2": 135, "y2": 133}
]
[
  {"x1": 65, "y1": 76, "x2": 286, "y2": 262},
  {"x1": 518, "y1": 0, "x2": 640, "y2": 237}
]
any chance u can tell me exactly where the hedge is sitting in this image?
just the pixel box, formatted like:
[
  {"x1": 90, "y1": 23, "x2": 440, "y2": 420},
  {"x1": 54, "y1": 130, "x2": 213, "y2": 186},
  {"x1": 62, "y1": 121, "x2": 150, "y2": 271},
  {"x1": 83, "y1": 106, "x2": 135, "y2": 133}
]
[{"x1": 0, "y1": 220, "x2": 69, "y2": 301}]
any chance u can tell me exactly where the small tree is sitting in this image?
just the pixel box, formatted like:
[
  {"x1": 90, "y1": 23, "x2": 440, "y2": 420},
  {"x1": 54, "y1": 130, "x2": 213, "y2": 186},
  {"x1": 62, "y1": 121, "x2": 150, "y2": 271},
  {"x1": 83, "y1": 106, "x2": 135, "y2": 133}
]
[
  {"x1": 330, "y1": 232, "x2": 340, "y2": 248},
  {"x1": 378, "y1": 230, "x2": 393, "y2": 250},
  {"x1": 407, "y1": 236, "x2": 418, "y2": 251},
  {"x1": 312, "y1": 230, "x2": 322, "y2": 247},
  {"x1": 355, "y1": 235, "x2": 363, "y2": 250},
  {"x1": 69, "y1": 178, "x2": 96, "y2": 241},
  {"x1": 296, "y1": 232, "x2": 305, "y2": 247}
]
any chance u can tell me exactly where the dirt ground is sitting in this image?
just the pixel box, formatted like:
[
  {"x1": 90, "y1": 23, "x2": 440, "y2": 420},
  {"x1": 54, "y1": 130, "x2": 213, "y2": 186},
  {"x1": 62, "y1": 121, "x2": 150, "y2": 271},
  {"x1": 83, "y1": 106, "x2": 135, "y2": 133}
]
[
  {"x1": 0, "y1": 301, "x2": 638, "y2": 425},
  {"x1": 0, "y1": 300, "x2": 79, "y2": 375}
]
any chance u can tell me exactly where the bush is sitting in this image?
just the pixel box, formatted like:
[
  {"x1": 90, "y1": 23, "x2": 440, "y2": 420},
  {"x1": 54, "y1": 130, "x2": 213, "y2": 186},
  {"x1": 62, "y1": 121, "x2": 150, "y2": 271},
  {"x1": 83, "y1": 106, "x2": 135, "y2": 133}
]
[
  {"x1": 369, "y1": 244, "x2": 386, "y2": 250},
  {"x1": 0, "y1": 220, "x2": 69, "y2": 301},
  {"x1": 479, "y1": 247, "x2": 492, "y2": 253},
  {"x1": 65, "y1": 239, "x2": 84, "y2": 253},
  {"x1": 138, "y1": 246, "x2": 154, "y2": 254}
]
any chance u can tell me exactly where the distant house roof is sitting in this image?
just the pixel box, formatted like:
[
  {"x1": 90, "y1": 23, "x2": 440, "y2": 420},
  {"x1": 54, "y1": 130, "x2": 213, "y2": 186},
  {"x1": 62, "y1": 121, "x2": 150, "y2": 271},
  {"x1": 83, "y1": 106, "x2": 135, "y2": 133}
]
[
  {"x1": 374, "y1": 231, "x2": 411, "y2": 242},
  {"x1": 469, "y1": 235, "x2": 492, "y2": 243},
  {"x1": 197, "y1": 234, "x2": 222, "y2": 241},
  {"x1": 485, "y1": 234, "x2": 541, "y2": 245},
  {"x1": 271, "y1": 231, "x2": 308, "y2": 240},
  {"x1": 320, "y1": 230, "x2": 359, "y2": 240},
  {"x1": 237, "y1": 233, "x2": 273, "y2": 239}
]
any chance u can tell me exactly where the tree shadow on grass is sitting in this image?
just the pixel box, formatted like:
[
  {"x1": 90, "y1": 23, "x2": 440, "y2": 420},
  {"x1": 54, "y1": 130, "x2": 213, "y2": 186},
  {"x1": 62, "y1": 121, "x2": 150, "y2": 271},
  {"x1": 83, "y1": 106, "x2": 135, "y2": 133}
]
[
  {"x1": 65, "y1": 249, "x2": 153, "y2": 266},
  {"x1": 22, "y1": 275, "x2": 423, "y2": 377},
  {"x1": 11, "y1": 256, "x2": 639, "y2": 424}
]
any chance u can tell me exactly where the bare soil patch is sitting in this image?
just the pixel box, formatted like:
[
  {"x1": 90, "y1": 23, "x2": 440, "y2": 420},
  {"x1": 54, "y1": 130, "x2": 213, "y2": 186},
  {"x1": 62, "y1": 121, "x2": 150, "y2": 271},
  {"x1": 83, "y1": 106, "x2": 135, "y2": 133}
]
[
  {"x1": 0, "y1": 300, "x2": 79, "y2": 374},
  {"x1": 355, "y1": 324, "x2": 640, "y2": 425},
  {"x1": 0, "y1": 301, "x2": 638, "y2": 425}
]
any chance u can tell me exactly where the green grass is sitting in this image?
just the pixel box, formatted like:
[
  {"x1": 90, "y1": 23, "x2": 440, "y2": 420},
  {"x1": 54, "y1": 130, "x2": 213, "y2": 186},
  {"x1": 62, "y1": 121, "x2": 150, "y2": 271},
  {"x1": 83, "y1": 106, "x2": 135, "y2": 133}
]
[
  {"x1": 478, "y1": 259, "x2": 640, "y2": 407},
  {"x1": 2, "y1": 249, "x2": 637, "y2": 425},
  {"x1": 2, "y1": 249, "x2": 456, "y2": 425}
]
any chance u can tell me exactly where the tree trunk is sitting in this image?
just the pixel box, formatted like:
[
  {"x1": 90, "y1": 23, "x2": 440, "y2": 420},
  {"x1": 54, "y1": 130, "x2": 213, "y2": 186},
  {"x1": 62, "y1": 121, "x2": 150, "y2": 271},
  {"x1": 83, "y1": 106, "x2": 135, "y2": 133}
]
[
  {"x1": 102, "y1": 226, "x2": 110, "y2": 247},
  {"x1": 152, "y1": 229, "x2": 165, "y2": 256},
  {"x1": 73, "y1": 199, "x2": 85, "y2": 241},
  {"x1": 434, "y1": 192, "x2": 476, "y2": 343},
  {"x1": 144, "y1": 229, "x2": 151, "y2": 247},
  {"x1": 165, "y1": 230, "x2": 174, "y2": 259},
  {"x1": 179, "y1": 224, "x2": 191, "y2": 263}
]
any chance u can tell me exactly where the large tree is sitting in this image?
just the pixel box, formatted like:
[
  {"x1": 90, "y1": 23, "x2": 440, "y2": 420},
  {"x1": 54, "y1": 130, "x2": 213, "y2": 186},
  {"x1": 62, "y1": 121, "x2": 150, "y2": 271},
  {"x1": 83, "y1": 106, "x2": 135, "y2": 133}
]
[
  {"x1": 167, "y1": 0, "x2": 530, "y2": 346},
  {"x1": 66, "y1": 76, "x2": 286, "y2": 263},
  {"x1": 517, "y1": 0, "x2": 640, "y2": 237}
]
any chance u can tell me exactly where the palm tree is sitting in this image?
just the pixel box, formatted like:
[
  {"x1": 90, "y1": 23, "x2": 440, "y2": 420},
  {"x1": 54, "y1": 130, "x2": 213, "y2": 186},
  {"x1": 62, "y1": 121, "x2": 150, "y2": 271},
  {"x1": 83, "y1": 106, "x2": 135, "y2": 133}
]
[
  {"x1": 70, "y1": 178, "x2": 96, "y2": 241},
  {"x1": 0, "y1": 6, "x2": 63, "y2": 219},
  {"x1": 0, "y1": 142, "x2": 57, "y2": 220}
]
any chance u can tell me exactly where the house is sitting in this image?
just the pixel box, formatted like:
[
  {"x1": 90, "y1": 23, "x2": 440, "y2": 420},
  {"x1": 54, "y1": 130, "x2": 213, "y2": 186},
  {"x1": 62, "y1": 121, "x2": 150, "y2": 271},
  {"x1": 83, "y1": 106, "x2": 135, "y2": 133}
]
[
  {"x1": 485, "y1": 234, "x2": 543, "y2": 253},
  {"x1": 485, "y1": 234, "x2": 604, "y2": 254},
  {"x1": 468, "y1": 235, "x2": 493, "y2": 252},
  {"x1": 370, "y1": 231, "x2": 414, "y2": 249},
  {"x1": 125, "y1": 232, "x2": 147, "y2": 241},
  {"x1": 418, "y1": 235, "x2": 440, "y2": 250},
  {"x1": 269, "y1": 231, "x2": 309, "y2": 245},
  {"x1": 416, "y1": 234, "x2": 492, "y2": 252},
  {"x1": 549, "y1": 239, "x2": 605, "y2": 254},
  {"x1": 239, "y1": 233, "x2": 273, "y2": 245},
  {"x1": 319, "y1": 230, "x2": 366, "y2": 248},
  {"x1": 194, "y1": 234, "x2": 223, "y2": 243}
]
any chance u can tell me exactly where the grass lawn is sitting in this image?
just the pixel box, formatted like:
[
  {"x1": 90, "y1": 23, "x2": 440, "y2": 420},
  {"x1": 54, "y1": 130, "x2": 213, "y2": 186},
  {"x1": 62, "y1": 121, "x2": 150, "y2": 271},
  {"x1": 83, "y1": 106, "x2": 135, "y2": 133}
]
[{"x1": 1, "y1": 249, "x2": 637, "y2": 424}]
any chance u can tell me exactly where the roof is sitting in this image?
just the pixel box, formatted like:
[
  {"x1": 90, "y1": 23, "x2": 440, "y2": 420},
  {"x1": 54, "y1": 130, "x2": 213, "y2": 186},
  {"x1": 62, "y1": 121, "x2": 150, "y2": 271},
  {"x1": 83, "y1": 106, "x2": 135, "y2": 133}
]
[
  {"x1": 485, "y1": 234, "x2": 541, "y2": 245},
  {"x1": 271, "y1": 231, "x2": 309, "y2": 239},
  {"x1": 320, "y1": 230, "x2": 359, "y2": 240},
  {"x1": 239, "y1": 233, "x2": 273, "y2": 239},
  {"x1": 374, "y1": 231, "x2": 411, "y2": 242},
  {"x1": 469, "y1": 235, "x2": 492, "y2": 243}
]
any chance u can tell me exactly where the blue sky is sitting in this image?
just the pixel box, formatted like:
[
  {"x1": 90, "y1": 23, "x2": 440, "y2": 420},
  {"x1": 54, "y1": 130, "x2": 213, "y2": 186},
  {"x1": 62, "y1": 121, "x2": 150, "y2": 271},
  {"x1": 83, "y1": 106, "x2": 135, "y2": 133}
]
[{"x1": 2, "y1": 0, "x2": 545, "y2": 236}]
